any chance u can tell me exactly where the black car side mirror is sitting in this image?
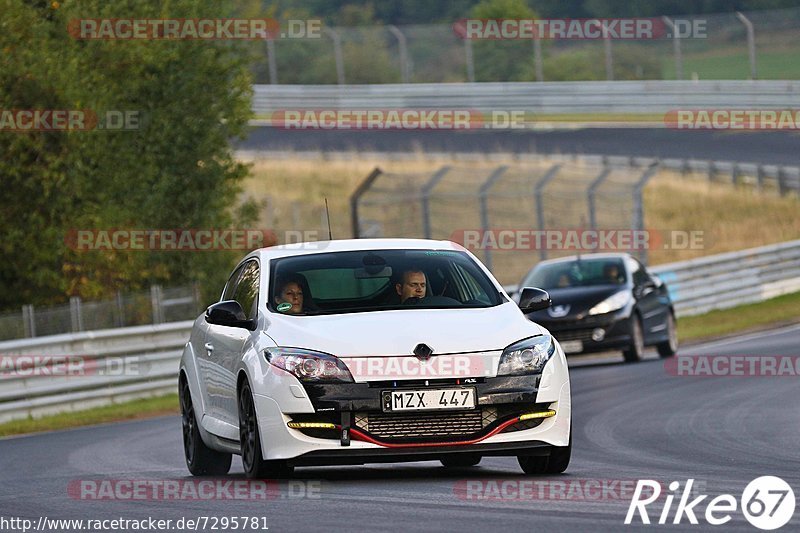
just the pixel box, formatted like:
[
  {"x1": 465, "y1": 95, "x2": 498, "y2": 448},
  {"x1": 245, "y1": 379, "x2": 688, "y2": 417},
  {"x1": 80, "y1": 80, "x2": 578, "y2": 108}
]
[
  {"x1": 635, "y1": 278, "x2": 657, "y2": 298},
  {"x1": 518, "y1": 287, "x2": 551, "y2": 314},
  {"x1": 206, "y1": 300, "x2": 256, "y2": 330}
]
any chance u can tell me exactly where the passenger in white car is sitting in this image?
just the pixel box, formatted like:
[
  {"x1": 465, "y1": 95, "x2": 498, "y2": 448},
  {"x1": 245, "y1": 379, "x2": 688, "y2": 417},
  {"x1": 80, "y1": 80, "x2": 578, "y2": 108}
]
[{"x1": 274, "y1": 274, "x2": 311, "y2": 314}]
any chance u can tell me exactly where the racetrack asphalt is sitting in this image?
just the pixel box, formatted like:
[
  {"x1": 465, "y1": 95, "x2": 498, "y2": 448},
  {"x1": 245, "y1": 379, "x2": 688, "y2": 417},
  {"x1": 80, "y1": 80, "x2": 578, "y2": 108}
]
[
  {"x1": 238, "y1": 127, "x2": 800, "y2": 165},
  {"x1": 1, "y1": 324, "x2": 798, "y2": 532}
]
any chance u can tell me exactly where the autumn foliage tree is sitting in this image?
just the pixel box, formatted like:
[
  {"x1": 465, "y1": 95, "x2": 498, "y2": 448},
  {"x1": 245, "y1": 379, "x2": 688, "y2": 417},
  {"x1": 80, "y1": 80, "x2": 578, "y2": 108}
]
[{"x1": 0, "y1": 0, "x2": 260, "y2": 310}]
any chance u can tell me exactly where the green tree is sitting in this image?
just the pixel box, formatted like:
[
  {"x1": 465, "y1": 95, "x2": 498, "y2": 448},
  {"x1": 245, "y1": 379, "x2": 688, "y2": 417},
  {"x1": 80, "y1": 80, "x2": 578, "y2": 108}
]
[
  {"x1": 0, "y1": 0, "x2": 260, "y2": 310},
  {"x1": 469, "y1": 0, "x2": 539, "y2": 82}
]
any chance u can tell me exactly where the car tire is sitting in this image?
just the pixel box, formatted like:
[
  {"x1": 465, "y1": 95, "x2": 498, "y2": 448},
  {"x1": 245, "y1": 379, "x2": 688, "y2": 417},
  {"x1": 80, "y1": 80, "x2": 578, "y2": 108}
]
[
  {"x1": 518, "y1": 431, "x2": 571, "y2": 475},
  {"x1": 622, "y1": 316, "x2": 645, "y2": 363},
  {"x1": 656, "y1": 313, "x2": 678, "y2": 358},
  {"x1": 440, "y1": 454, "x2": 482, "y2": 468},
  {"x1": 180, "y1": 376, "x2": 232, "y2": 476},
  {"x1": 238, "y1": 381, "x2": 294, "y2": 479}
]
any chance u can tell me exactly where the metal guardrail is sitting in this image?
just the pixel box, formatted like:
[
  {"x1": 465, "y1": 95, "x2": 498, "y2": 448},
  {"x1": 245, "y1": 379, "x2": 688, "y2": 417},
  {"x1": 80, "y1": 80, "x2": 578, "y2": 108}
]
[
  {"x1": 252, "y1": 81, "x2": 800, "y2": 117},
  {"x1": 0, "y1": 321, "x2": 192, "y2": 424},
  {"x1": 1, "y1": 239, "x2": 798, "y2": 423},
  {"x1": 650, "y1": 239, "x2": 800, "y2": 317}
]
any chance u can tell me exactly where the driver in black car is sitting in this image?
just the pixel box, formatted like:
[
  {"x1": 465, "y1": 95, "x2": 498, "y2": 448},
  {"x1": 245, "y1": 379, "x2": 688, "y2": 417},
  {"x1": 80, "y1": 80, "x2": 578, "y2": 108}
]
[{"x1": 395, "y1": 268, "x2": 427, "y2": 303}]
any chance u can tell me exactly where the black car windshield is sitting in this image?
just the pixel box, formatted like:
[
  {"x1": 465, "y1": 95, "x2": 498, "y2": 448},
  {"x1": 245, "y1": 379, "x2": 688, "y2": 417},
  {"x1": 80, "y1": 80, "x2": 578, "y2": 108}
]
[
  {"x1": 522, "y1": 258, "x2": 627, "y2": 289},
  {"x1": 269, "y1": 249, "x2": 504, "y2": 315}
]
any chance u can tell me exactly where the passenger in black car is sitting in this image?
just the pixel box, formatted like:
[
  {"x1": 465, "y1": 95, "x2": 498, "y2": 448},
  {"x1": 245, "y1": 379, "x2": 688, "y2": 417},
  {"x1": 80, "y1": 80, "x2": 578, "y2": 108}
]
[{"x1": 603, "y1": 263, "x2": 624, "y2": 284}]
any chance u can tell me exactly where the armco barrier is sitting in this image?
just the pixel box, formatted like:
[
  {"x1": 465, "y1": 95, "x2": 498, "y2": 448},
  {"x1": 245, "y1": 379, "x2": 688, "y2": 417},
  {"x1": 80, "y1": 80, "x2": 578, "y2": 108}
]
[
  {"x1": 650, "y1": 239, "x2": 800, "y2": 317},
  {"x1": 1, "y1": 239, "x2": 798, "y2": 424},
  {"x1": 0, "y1": 321, "x2": 192, "y2": 424},
  {"x1": 252, "y1": 80, "x2": 800, "y2": 118}
]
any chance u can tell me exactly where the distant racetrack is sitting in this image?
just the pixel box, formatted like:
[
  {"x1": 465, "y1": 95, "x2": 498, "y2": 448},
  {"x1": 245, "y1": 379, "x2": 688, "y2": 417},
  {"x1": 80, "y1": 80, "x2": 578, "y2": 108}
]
[{"x1": 239, "y1": 127, "x2": 800, "y2": 165}]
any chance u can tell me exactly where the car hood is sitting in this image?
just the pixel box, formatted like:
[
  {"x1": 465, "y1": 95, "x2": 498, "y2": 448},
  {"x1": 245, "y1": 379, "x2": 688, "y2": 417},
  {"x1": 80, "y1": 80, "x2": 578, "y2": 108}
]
[
  {"x1": 530, "y1": 285, "x2": 627, "y2": 320},
  {"x1": 264, "y1": 301, "x2": 544, "y2": 357}
]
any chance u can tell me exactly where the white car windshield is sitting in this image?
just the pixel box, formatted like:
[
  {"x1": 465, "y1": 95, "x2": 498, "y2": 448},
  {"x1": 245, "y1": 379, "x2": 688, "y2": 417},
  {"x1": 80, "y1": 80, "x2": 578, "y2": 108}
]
[{"x1": 269, "y1": 249, "x2": 505, "y2": 315}]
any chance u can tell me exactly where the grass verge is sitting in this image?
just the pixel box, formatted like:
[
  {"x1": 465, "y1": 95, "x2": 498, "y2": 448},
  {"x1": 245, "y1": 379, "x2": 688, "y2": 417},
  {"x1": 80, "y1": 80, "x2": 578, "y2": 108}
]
[
  {"x1": 0, "y1": 393, "x2": 178, "y2": 438},
  {"x1": 678, "y1": 290, "x2": 800, "y2": 343}
]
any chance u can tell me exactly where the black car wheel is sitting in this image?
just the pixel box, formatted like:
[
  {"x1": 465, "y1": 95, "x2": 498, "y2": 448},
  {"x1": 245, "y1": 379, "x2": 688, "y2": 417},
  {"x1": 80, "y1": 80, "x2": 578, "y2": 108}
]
[
  {"x1": 657, "y1": 313, "x2": 678, "y2": 358},
  {"x1": 622, "y1": 316, "x2": 645, "y2": 363},
  {"x1": 180, "y1": 375, "x2": 232, "y2": 476},
  {"x1": 239, "y1": 381, "x2": 294, "y2": 479}
]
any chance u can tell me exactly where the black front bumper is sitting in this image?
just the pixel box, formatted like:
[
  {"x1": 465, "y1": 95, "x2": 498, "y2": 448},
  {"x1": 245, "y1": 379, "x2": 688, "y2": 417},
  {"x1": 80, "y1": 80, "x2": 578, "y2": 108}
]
[
  {"x1": 302, "y1": 375, "x2": 541, "y2": 412},
  {"x1": 536, "y1": 313, "x2": 633, "y2": 354},
  {"x1": 287, "y1": 440, "x2": 552, "y2": 466},
  {"x1": 290, "y1": 375, "x2": 551, "y2": 447}
]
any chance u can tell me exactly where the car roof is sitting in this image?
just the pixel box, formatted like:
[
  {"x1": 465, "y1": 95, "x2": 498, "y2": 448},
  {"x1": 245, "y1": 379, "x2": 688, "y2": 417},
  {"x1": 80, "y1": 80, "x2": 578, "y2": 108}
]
[
  {"x1": 245, "y1": 238, "x2": 465, "y2": 262},
  {"x1": 533, "y1": 253, "x2": 634, "y2": 267}
]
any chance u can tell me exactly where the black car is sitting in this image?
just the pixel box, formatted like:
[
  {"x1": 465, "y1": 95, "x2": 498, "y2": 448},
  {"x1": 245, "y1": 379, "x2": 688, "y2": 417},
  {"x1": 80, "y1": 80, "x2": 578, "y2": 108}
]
[{"x1": 518, "y1": 253, "x2": 677, "y2": 362}]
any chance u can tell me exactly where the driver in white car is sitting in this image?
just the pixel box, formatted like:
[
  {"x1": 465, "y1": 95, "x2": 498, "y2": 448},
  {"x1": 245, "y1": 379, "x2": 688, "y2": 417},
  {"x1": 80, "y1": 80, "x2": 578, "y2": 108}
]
[{"x1": 395, "y1": 268, "x2": 427, "y2": 303}]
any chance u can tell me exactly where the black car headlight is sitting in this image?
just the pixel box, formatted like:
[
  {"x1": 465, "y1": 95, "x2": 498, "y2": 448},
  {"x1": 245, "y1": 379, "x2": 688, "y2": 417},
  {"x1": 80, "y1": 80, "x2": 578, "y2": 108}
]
[
  {"x1": 588, "y1": 290, "x2": 631, "y2": 315},
  {"x1": 497, "y1": 335, "x2": 556, "y2": 376},
  {"x1": 264, "y1": 347, "x2": 354, "y2": 383}
]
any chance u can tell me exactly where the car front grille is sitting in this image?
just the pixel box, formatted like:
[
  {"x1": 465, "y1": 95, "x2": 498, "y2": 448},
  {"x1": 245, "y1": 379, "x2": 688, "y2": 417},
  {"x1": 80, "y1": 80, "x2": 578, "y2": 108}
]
[
  {"x1": 354, "y1": 408, "x2": 497, "y2": 442},
  {"x1": 553, "y1": 329, "x2": 594, "y2": 342},
  {"x1": 289, "y1": 403, "x2": 550, "y2": 443}
]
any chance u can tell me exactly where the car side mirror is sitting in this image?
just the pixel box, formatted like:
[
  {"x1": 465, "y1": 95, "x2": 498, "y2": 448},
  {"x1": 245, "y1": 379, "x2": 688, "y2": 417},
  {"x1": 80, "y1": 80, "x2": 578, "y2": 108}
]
[
  {"x1": 206, "y1": 300, "x2": 256, "y2": 330},
  {"x1": 636, "y1": 278, "x2": 657, "y2": 297},
  {"x1": 518, "y1": 287, "x2": 551, "y2": 314}
]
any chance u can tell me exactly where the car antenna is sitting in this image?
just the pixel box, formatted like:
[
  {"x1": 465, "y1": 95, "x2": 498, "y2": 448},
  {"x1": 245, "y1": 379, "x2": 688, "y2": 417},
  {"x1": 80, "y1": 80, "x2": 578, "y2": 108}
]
[{"x1": 324, "y1": 197, "x2": 333, "y2": 240}]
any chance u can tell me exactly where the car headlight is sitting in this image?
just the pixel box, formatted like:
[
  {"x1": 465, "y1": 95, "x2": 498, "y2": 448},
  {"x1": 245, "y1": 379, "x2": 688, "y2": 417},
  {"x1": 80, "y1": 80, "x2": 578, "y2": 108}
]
[
  {"x1": 588, "y1": 291, "x2": 631, "y2": 315},
  {"x1": 497, "y1": 335, "x2": 555, "y2": 376},
  {"x1": 264, "y1": 348, "x2": 354, "y2": 383}
]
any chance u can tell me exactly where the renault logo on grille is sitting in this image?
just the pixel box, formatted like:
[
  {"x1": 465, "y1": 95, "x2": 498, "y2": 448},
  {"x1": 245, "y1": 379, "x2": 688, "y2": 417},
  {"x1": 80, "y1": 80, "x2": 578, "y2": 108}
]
[{"x1": 413, "y1": 343, "x2": 434, "y2": 361}]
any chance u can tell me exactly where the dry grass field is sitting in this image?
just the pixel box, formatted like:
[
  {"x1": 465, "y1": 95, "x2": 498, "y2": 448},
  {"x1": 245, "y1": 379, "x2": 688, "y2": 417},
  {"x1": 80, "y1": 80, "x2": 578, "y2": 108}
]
[{"x1": 241, "y1": 154, "x2": 800, "y2": 284}]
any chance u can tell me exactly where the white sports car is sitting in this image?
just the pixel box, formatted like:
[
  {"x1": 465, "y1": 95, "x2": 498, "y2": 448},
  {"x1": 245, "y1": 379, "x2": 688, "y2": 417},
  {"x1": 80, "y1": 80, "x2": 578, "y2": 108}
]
[{"x1": 179, "y1": 239, "x2": 571, "y2": 477}]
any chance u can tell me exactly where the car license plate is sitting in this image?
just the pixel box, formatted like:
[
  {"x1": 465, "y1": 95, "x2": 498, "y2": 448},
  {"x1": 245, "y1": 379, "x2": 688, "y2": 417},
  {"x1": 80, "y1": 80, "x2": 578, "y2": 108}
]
[
  {"x1": 382, "y1": 388, "x2": 476, "y2": 412},
  {"x1": 560, "y1": 340, "x2": 583, "y2": 354}
]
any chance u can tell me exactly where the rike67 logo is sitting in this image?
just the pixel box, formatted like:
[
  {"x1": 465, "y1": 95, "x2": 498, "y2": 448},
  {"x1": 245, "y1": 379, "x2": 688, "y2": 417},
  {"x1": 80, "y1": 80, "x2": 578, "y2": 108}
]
[{"x1": 626, "y1": 477, "x2": 795, "y2": 530}]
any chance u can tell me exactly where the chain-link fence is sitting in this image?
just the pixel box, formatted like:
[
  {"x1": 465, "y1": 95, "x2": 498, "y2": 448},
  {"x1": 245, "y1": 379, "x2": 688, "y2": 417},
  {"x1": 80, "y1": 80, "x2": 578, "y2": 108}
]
[
  {"x1": 252, "y1": 7, "x2": 800, "y2": 84},
  {"x1": 0, "y1": 285, "x2": 201, "y2": 341},
  {"x1": 350, "y1": 155, "x2": 799, "y2": 286},
  {"x1": 351, "y1": 159, "x2": 660, "y2": 285}
]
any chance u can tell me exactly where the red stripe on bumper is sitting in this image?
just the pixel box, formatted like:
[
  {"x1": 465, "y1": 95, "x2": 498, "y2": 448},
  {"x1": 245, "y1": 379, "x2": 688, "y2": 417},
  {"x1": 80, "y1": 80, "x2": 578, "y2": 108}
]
[{"x1": 341, "y1": 416, "x2": 524, "y2": 448}]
